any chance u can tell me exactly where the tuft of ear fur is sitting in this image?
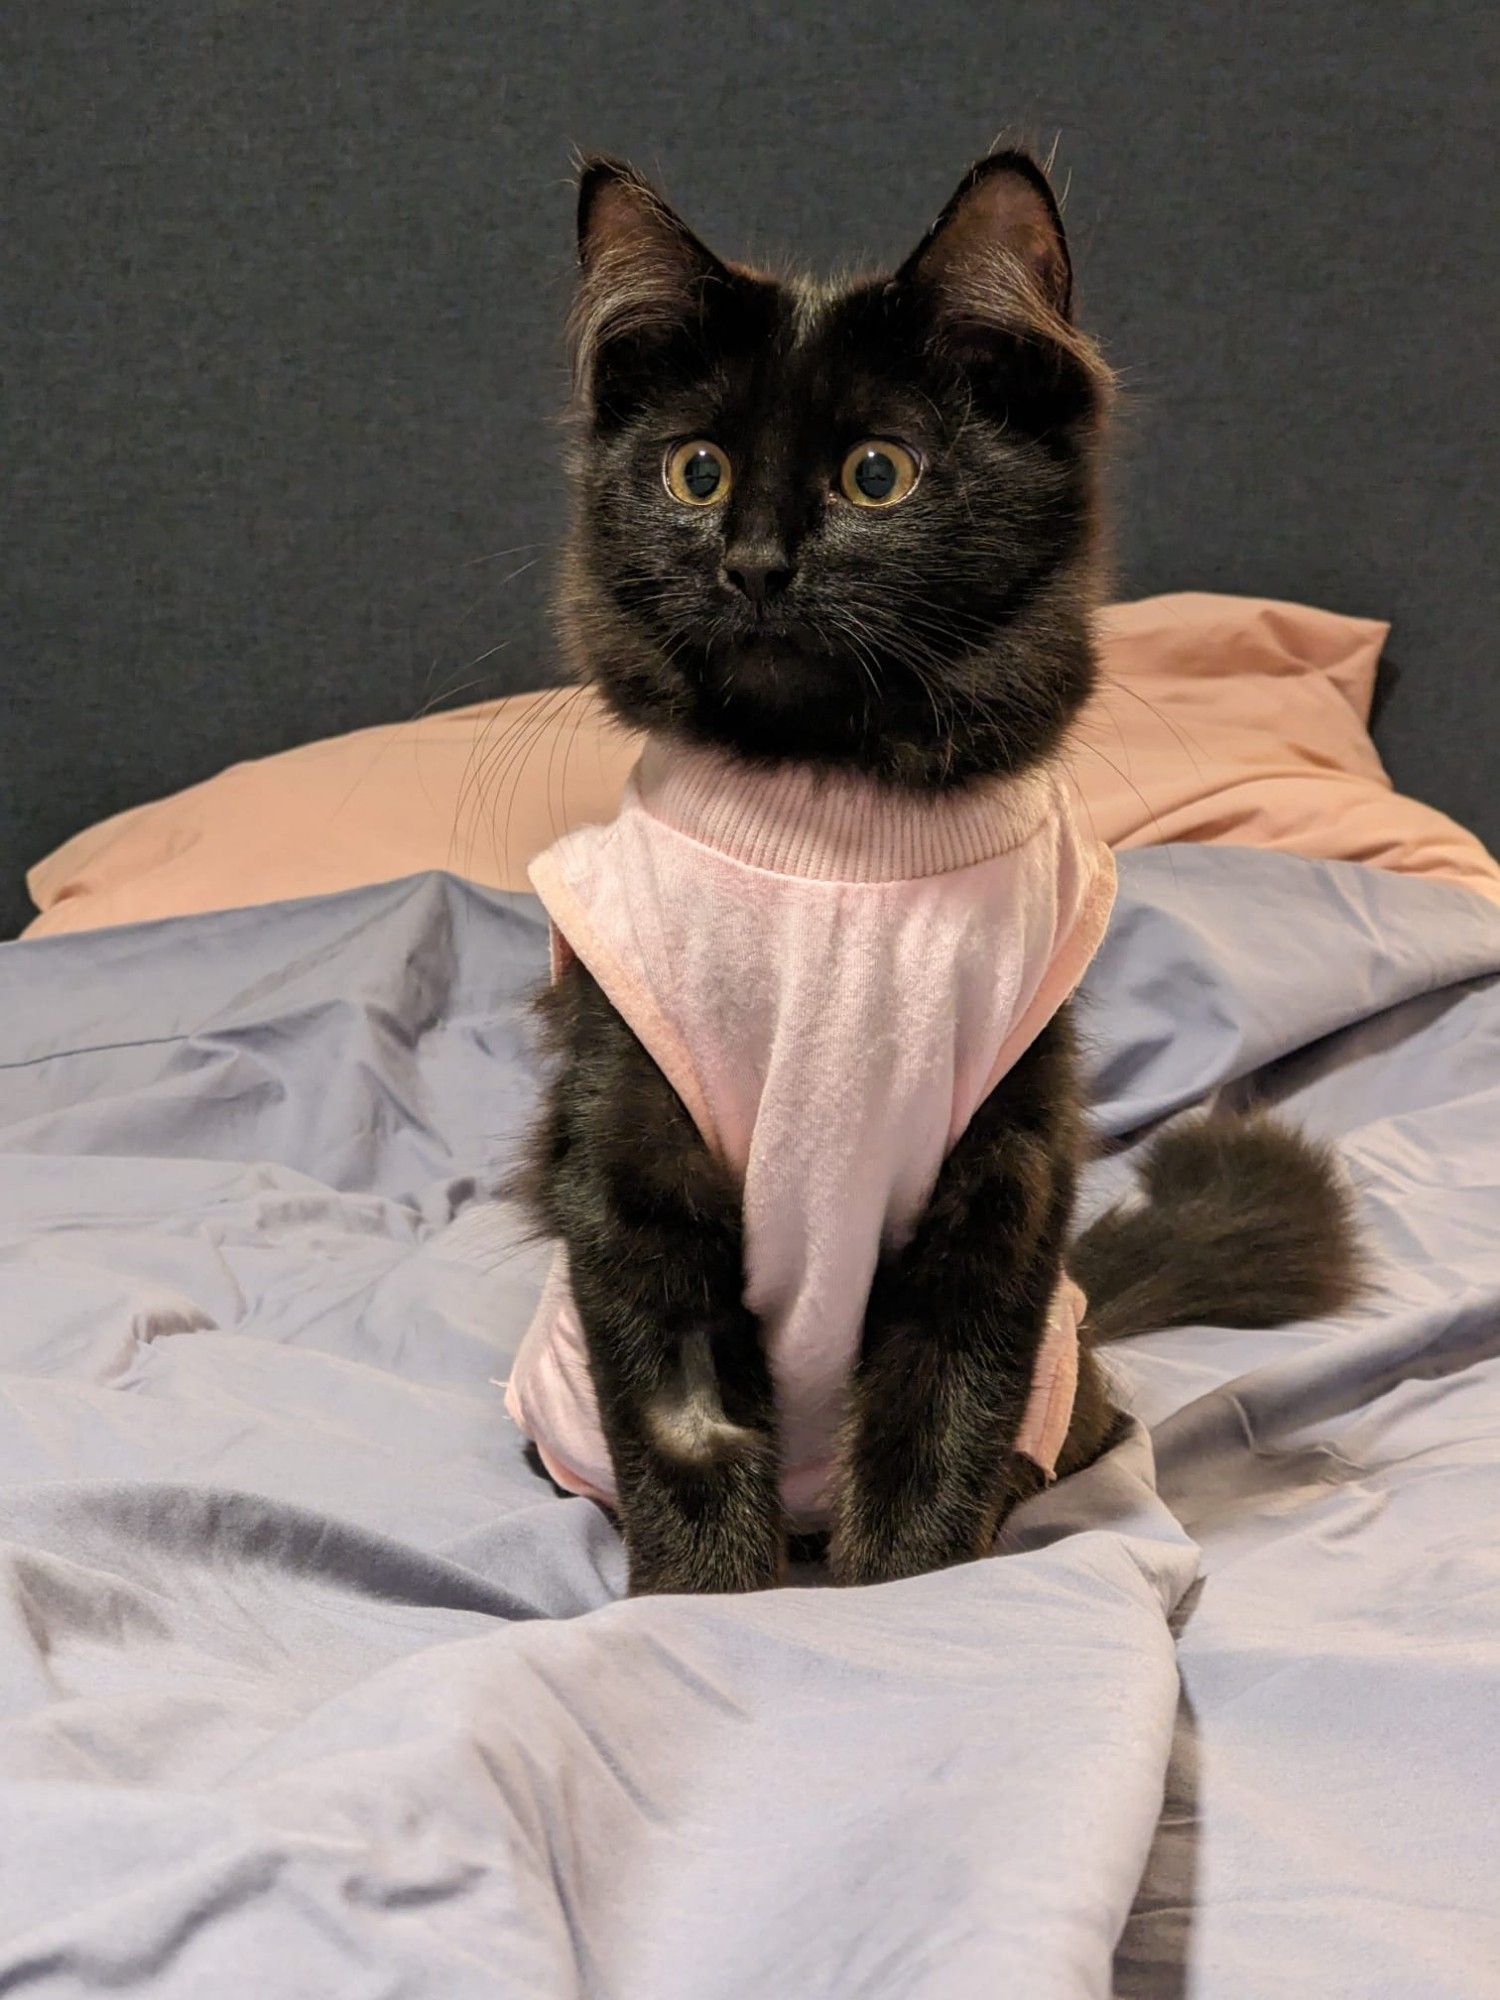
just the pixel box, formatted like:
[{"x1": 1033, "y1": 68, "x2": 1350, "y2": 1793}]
[
  {"x1": 898, "y1": 150, "x2": 1112, "y2": 402},
  {"x1": 569, "y1": 157, "x2": 728, "y2": 412}
]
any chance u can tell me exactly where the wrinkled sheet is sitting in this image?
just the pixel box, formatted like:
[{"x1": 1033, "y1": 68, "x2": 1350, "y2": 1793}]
[{"x1": 0, "y1": 849, "x2": 1497, "y2": 1998}]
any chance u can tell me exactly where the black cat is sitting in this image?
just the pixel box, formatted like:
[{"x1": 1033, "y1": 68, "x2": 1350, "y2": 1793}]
[{"x1": 513, "y1": 150, "x2": 1359, "y2": 1595}]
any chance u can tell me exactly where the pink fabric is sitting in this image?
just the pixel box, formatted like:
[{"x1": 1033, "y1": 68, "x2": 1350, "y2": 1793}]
[{"x1": 504, "y1": 742, "x2": 1116, "y2": 1529}]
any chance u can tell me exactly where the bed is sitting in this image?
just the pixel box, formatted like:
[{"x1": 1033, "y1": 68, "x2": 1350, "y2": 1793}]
[
  {"x1": 4, "y1": 845, "x2": 1499, "y2": 1996},
  {"x1": 7, "y1": 9, "x2": 1500, "y2": 1996}
]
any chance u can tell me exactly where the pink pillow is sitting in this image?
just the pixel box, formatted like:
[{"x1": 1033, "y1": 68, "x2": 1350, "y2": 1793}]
[
  {"x1": 26, "y1": 688, "x2": 641, "y2": 939},
  {"x1": 25, "y1": 593, "x2": 1500, "y2": 938},
  {"x1": 1076, "y1": 596, "x2": 1497, "y2": 892}
]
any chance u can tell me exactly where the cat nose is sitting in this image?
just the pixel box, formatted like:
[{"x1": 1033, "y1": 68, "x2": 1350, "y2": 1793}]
[{"x1": 721, "y1": 548, "x2": 793, "y2": 609}]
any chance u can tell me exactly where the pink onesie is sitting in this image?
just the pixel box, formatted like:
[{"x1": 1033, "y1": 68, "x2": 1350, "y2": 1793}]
[{"x1": 505, "y1": 738, "x2": 1116, "y2": 1530}]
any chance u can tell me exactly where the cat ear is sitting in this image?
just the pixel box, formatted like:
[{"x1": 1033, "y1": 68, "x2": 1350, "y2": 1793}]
[
  {"x1": 895, "y1": 151, "x2": 1111, "y2": 418},
  {"x1": 570, "y1": 159, "x2": 728, "y2": 412},
  {"x1": 898, "y1": 149, "x2": 1073, "y2": 324}
]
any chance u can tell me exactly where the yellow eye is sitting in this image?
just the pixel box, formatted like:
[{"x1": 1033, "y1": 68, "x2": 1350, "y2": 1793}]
[
  {"x1": 839, "y1": 439, "x2": 921, "y2": 508},
  {"x1": 665, "y1": 440, "x2": 732, "y2": 506}
]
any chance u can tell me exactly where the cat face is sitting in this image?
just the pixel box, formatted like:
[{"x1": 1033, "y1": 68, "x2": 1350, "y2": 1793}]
[{"x1": 561, "y1": 152, "x2": 1112, "y2": 787}]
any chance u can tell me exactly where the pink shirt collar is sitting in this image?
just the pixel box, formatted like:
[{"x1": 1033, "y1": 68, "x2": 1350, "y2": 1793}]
[{"x1": 637, "y1": 739, "x2": 1057, "y2": 883}]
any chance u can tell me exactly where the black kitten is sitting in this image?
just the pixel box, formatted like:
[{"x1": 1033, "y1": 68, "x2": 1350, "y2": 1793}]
[{"x1": 516, "y1": 152, "x2": 1360, "y2": 1594}]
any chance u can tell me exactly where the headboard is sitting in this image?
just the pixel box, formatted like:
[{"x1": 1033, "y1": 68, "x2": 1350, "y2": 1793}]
[{"x1": 6, "y1": 1, "x2": 1495, "y2": 935}]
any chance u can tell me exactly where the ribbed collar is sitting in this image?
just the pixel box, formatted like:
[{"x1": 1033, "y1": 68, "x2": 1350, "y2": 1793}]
[{"x1": 634, "y1": 740, "x2": 1056, "y2": 884}]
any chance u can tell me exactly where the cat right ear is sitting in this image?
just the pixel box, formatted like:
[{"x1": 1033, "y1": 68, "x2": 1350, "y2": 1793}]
[{"x1": 570, "y1": 159, "x2": 728, "y2": 415}]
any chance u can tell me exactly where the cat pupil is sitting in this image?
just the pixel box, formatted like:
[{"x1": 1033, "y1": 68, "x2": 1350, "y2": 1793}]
[
  {"x1": 685, "y1": 450, "x2": 721, "y2": 499},
  {"x1": 855, "y1": 450, "x2": 896, "y2": 499}
]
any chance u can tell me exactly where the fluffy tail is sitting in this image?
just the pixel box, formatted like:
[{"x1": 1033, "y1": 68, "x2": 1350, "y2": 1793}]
[{"x1": 1071, "y1": 1112, "x2": 1364, "y2": 1344}]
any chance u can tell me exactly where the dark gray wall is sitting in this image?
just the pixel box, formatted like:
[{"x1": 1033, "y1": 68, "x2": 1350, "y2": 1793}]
[{"x1": 5, "y1": 1, "x2": 1496, "y2": 935}]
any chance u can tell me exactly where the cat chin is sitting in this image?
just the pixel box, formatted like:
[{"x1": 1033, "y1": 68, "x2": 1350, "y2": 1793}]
[{"x1": 703, "y1": 634, "x2": 849, "y2": 705}]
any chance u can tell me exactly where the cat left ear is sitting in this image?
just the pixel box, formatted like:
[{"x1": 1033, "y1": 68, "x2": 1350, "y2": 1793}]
[
  {"x1": 570, "y1": 158, "x2": 729, "y2": 413},
  {"x1": 895, "y1": 151, "x2": 1111, "y2": 417},
  {"x1": 898, "y1": 150, "x2": 1073, "y2": 322}
]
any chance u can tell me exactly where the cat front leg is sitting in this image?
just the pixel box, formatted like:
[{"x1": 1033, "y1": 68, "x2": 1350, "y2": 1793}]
[
  {"x1": 829, "y1": 1012, "x2": 1088, "y2": 1585},
  {"x1": 571, "y1": 1277, "x2": 785, "y2": 1596},
  {"x1": 524, "y1": 962, "x2": 784, "y2": 1595}
]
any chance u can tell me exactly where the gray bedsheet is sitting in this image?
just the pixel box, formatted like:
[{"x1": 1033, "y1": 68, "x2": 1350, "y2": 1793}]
[{"x1": 1, "y1": 850, "x2": 1497, "y2": 1999}]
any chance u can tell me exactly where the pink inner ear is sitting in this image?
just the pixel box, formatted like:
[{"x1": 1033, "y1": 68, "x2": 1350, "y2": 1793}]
[
  {"x1": 585, "y1": 176, "x2": 672, "y2": 264},
  {"x1": 917, "y1": 164, "x2": 1070, "y2": 312},
  {"x1": 579, "y1": 168, "x2": 713, "y2": 292},
  {"x1": 583, "y1": 175, "x2": 648, "y2": 259}
]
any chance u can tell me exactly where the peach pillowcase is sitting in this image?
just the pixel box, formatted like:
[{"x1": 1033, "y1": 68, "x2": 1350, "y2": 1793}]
[{"x1": 25, "y1": 592, "x2": 1500, "y2": 938}]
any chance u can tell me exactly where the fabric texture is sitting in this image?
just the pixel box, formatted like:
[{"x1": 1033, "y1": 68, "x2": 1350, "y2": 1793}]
[
  {"x1": 25, "y1": 595, "x2": 1500, "y2": 939},
  {"x1": 3, "y1": 851, "x2": 1500, "y2": 1996},
  {"x1": 506, "y1": 743, "x2": 1114, "y2": 1523}
]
